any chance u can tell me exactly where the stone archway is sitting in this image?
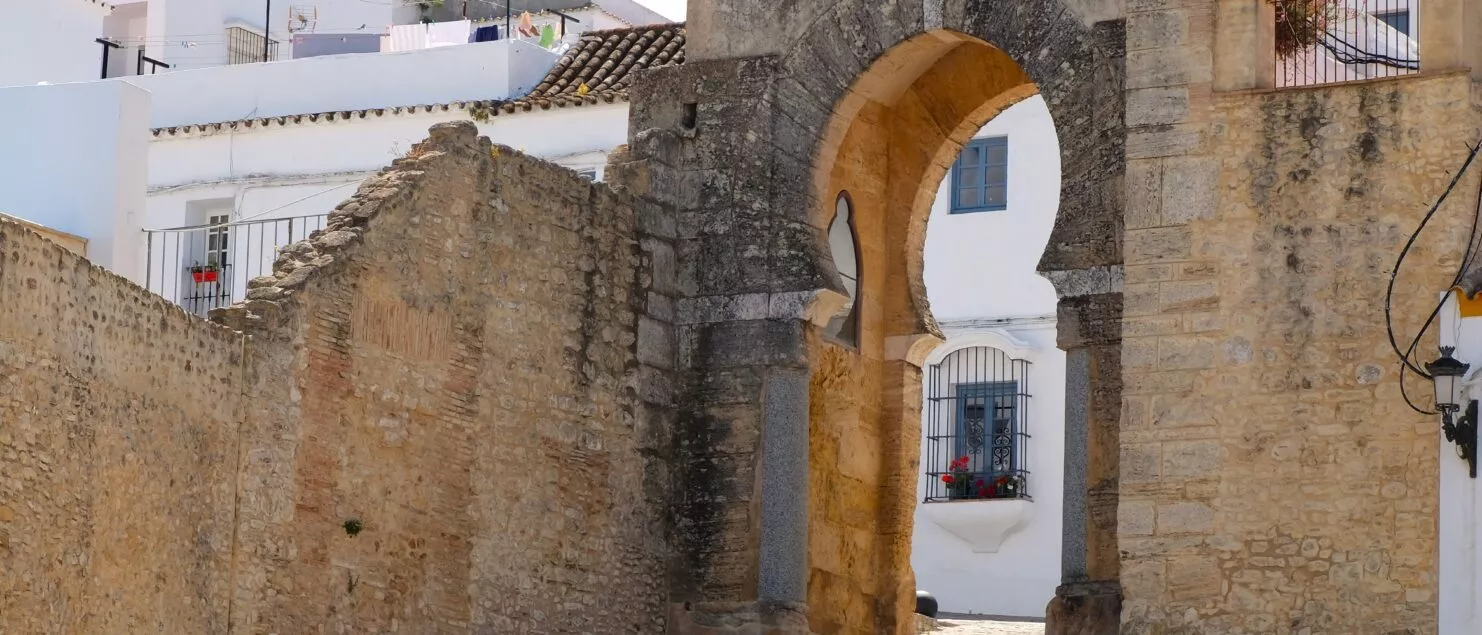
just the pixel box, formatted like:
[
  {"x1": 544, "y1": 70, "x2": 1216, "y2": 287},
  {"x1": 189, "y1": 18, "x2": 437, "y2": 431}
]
[{"x1": 618, "y1": 2, "x2": 1126, "y2": 633}]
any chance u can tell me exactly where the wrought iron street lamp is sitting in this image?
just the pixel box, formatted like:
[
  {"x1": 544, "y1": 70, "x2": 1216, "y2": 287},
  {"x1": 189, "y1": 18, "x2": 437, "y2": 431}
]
[{"x1": 1428, "y1": 347, "x2": 1478, "y2": 478}]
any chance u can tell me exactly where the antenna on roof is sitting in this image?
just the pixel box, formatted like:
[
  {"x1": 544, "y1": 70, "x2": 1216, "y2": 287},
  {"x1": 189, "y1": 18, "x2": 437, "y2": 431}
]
[{"x1": 288, "y1": 5, "x2": 319, "y2": 33}]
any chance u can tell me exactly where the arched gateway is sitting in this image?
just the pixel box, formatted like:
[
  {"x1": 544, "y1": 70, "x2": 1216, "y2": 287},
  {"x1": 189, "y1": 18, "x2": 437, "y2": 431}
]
[{"x1": 618, "y1": 1, "x2": 1128, "y2": 633}]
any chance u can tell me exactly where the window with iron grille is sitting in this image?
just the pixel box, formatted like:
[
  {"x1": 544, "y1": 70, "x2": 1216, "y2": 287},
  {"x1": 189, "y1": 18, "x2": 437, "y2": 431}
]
[
  {"x1": 925, "y1": 346, "x2": 1031, "y2": 502},
  {"x1": 181, "y1": 214, "x2": 233, "y2": 317},
  {"x1": 227, "y1": 26, "x2": 280, "y2": 64}
]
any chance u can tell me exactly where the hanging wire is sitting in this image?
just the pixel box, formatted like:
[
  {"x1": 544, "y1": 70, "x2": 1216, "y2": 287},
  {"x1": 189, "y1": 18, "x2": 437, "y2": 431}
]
[{"x1": 1387, "y1": 141, "x2": 1482, "y2": 413}]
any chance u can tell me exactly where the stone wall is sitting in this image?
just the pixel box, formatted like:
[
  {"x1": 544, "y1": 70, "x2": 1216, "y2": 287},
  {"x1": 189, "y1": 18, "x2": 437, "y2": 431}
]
[
  {"x1": 1118, "y1": 72, "x2": 1478, "y2": 633},
  {"x1": 1, "y1": 122, "x2": 672, "y2": 633},
  {"x1": 0, "y1": 222, "x2": 241, "y2": 632}
]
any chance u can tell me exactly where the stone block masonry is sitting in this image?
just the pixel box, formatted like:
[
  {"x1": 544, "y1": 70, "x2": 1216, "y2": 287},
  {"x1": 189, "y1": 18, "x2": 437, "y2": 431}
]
[
  {"x1": 0, "y1": 219, "x2": 242, "y2": 633},
  {"x1": 1, "y1": 121, "x2": 672, "y2": 633}
]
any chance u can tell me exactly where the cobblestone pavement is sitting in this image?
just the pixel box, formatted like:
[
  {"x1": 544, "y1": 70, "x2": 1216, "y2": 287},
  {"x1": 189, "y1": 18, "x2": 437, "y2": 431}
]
[{"x1": 929, "y1": 615, "x2": 1046, "y2": 635}]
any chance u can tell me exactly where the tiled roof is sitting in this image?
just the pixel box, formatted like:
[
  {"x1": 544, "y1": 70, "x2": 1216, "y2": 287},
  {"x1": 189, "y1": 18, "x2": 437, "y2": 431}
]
[{"x1": 151, "y1": 23, "x2": 685, "y2": 138}]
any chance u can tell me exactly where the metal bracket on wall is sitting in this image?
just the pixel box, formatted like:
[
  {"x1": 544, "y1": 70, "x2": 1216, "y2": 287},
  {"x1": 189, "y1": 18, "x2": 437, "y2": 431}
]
[{"x1": 1444, "y1": 400, "x2": 1479, "y2": 478}]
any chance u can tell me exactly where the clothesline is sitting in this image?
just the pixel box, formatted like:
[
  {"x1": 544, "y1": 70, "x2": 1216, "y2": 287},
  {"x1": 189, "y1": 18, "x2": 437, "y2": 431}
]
[{"x1": 380, "y1": 12, "x2": 575, "y2": 54}]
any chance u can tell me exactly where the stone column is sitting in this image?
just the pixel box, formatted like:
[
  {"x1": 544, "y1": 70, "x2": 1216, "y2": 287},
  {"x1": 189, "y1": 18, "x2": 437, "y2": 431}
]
[
  {"x1": 622, "y1": 55, "x2": 820, "y2": 634},
  {"x1": 1213, "y1": 0, "x2": 1276, "y2": 91},
  {"x1": 1042, "y1": 272, "x2": 1124, "y2": 635},
  {"x1": 1421, "y1": 0, "x2": 1482, "y2": 79}
]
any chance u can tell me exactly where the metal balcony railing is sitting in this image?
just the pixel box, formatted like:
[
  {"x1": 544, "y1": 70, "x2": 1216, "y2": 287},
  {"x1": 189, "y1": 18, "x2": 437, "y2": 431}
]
[
  {"x1": 1275, "y1": 0, "x2": 1419, "y2": 88},
  {"x1": 144, "y1": 214, "x2": 327, "y2": 317}
]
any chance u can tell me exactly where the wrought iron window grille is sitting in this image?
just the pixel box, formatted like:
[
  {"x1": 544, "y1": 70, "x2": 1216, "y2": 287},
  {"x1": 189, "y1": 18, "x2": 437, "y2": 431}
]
[{"x1": 924, "y1": 346, "x2": 1032, "y2": 503}]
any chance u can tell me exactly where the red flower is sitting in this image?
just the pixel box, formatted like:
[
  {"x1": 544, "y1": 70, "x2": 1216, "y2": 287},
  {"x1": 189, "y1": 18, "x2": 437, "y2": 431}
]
[{"x1": 941, "y1": 474, "x2": 955, "y2": 484}]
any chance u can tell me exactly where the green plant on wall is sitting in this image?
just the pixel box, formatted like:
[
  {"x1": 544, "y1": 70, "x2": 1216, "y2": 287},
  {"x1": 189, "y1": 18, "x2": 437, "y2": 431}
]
[
  {"x1": 414, "y1": 0, "x2": 445, "y2": 24},
  {"x1": 1268, "y1": 0, "x2": 1340, "y2": 58}
]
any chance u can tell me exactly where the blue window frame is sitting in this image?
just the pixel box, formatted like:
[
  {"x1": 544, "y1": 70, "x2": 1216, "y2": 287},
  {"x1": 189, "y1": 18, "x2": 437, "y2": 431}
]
[
  {"x1": 950, "y1": 136, "x2": 1009, "y2": 214},
  {"x1": 953, "y1": 381, "x2": 1020, "y2": 481}
]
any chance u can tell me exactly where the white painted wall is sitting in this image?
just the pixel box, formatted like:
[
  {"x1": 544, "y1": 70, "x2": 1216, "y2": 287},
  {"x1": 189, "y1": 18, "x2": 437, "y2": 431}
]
[
  {"x1": 143, "y1": 103, "x2": 628, "y2": 308},
  {"x1": 0, "y1": 80, "x2": 150, "y2": 283},
  {"x1": 102, "y1": 2, "x2": 150, "y2": 78},
  {"x1": 121, "y1": 39, "x2": 557, "y2": 128},
  {"x1": 913, "y1": 326, "x2": 1065, "y2": 618},
  {"x1": 922, "y1": 96, "x2": 1061, "y2": 323},
  {"x1": 913, "y1": 94, "x2": 1064, "y2": 618},
  {"x1": 1, "y1": 0, "x2": 112, "y2": 87},
  {"x1": 1438, "y1": 292, "x2": 1482, "y2": 635}
]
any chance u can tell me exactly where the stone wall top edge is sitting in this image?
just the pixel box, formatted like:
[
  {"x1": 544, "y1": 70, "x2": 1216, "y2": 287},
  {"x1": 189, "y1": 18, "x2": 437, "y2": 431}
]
[
  {"x1": 209, "y1": 121, "x2": 633, "y2": 332},
  {"x1": 0, "y1": 218, "x2": 243, "y2": 344},
  {"x1": 1215, "y1": 68, "x2": 1474, "y2": 101}
]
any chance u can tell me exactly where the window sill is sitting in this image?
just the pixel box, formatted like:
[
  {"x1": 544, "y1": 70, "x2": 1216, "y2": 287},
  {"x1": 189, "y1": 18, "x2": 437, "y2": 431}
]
[{"x1": 919, "y1": 498, "x2": 1032, "y2": 554}]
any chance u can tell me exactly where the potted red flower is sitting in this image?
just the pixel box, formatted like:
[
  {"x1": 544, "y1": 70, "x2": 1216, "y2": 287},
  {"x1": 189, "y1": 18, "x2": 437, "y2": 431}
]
[
  {"x1": 940, "y1": 455, "x2": 1020, "y2": 500},
  {"x1": 189, "y1": 259, "x2": 220, "y2": 284}
]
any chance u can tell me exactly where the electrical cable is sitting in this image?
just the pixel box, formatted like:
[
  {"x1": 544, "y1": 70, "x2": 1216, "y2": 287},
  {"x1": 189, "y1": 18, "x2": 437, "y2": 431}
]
[
  {"x1": 1385, "y1": 141, "x2": 1482, "y2": 376},
  {"x1": 1397, "y1": 161, "x2": 1482, "y2": 414},
  {"x1": 1387, "y1": 142, "x2": 1482, "y2": 413}
]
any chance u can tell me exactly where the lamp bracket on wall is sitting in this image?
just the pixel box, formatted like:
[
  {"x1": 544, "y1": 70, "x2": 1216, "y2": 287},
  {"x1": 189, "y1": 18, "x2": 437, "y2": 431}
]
[{"x1": 1443, "y1": 400, "x2": 1479, "y2": 479}]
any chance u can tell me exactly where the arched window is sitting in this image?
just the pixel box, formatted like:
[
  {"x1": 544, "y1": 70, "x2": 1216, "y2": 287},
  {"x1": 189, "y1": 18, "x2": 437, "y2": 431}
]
[
  {"x1": 824, "y1": 192, "x2": 860, "y2": 346},
  {"x1": 924, "y1": 346, "x2": 1031, "y2": 502}
]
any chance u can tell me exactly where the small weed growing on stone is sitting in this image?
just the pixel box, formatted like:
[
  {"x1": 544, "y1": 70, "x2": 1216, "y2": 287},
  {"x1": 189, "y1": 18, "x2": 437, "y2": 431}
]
[{"x1": 343, "y1": 519, "x2": 364, "y2": 536}]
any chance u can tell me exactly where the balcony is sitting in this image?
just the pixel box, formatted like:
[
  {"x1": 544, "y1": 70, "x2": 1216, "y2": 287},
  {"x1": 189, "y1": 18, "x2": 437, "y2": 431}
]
[
  {"x1": 1274, "y1": 0, "x2": 1419, "y2": 88},
  {"x1": 144, "y1": 214, "x2": 327, "y2": 317}
]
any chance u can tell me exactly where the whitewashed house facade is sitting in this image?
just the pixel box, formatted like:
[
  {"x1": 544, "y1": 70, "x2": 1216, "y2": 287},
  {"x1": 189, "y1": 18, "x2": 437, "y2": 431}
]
[
  {"x1": 0, "y1": 18, "x2": 682, "y2": 312},
  {"x1": 139, "y1": 25, "x2": 678, "y2": 315},
  {"x1": 911, "y1": 96, "x2": 1066, "y2": 619}
]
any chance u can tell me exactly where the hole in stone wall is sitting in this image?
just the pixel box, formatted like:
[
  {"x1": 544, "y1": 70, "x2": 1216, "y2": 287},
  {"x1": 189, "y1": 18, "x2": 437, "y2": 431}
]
[{"x1": 681, "y1": 102, "x2": 697, "y2": 131}]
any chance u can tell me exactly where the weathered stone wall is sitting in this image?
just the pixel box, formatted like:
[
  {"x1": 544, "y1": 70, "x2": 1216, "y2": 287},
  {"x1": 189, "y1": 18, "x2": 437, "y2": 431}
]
[
  {"x1": 1118, "y1": 72, "x2": 1478, "y2": 633},
  {"x1": 2, "y1": 122, "x2": 671, "y2": 633},
  {"x1": 214, "y1": 122, "x2": 668, "y2": 633},
  {"x1": 0, "y1": 222, "x2": 241, "y2": 632}
]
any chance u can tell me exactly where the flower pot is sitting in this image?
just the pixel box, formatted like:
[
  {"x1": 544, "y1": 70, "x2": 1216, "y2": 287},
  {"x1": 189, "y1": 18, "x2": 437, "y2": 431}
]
[{"x1": 192, "y1": 269, "x2": 219, "y2": 283}]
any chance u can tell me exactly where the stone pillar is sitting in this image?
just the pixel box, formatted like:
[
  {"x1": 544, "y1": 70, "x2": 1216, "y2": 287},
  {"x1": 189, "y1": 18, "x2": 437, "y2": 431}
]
[
  {"x1": 1421, "y1": 0, "x2": 1482, "y2": 79},
  {"x1": 1041, "y1": 273, "x2": 1124, "y2": 635},
  {"x1": 1213, "y1": 0, "x2": 1276, "y2": 91},
  {"x1": 622, "y1": 55, "x2": 819, "y2": 634}
]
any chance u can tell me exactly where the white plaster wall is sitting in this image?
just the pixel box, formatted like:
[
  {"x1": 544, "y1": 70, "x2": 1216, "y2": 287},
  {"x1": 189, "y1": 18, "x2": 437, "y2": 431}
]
[
  {"x1": 922, "y1": 95, "x2": 1061, "y2": 322},
  {"x1": 102, "y1": 2, "x2": 150, "y2": 78},
  {"x1": 143, "y1": 104, "x2": 627, "y2": 305},
  {"x1": 913, "y1": 94, "x2": 1064, "y2": 618},
  {"x1": 0, "y1": 81, "x2": 150, "y2": 283},
  {"x1": 1, "y1": 1, "x2": 111, "y2": 87},
  {"x1": 1438, "y1": 292, "x2": 1482, "y2": 635},
  {"x1": 286, "y1": 0, "x2": 397, "y2": 33},
  {"x1": 148, "y1": 103, "x2": 627, "y2": 192},
  {"x1": 911, "y1": 325, "x2": 1065, "y2": 618},
  {"x1": 121, "y1": 39, "x2": 556, "y2": 128}
]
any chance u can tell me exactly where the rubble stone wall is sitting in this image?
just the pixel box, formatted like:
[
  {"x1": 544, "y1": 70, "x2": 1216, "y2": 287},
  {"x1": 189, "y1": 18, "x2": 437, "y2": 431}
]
[
  {"x1": 0, "y1": 221, "x2": 241, "y2": 632},
  {"x1": 0, "y1": 122, "x2": 671, "y2": 633}
]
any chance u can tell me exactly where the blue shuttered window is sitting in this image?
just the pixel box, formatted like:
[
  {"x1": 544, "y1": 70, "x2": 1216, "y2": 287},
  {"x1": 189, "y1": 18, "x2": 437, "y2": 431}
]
[{"x1": 950, "y1": 136, "x2": 1008, "y2": 214}]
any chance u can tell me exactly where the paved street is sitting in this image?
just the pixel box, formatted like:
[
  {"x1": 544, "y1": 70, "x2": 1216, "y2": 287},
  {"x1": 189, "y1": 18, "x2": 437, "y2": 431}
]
[{"x1": 928, "y1": 615, "x2": 1045, "y2": 635}]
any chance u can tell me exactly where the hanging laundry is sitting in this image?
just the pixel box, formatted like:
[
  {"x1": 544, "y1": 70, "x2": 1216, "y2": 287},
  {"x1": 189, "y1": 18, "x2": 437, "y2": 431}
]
[
  {"x1": 473, "y1": 25, "x2": 500, "y2": 42},
  {"x1": 517, "y1": 12, "x2": 539, "y2": 38},
  {"x1": 427, "y1": 19, "x2": 472, "y2": 48},
  {"x1": 384, "y1": 23, "x2": 428, "y2": 52},
  {"x1": 538, "y1": 23, "x2": 556, "y2": 48}
]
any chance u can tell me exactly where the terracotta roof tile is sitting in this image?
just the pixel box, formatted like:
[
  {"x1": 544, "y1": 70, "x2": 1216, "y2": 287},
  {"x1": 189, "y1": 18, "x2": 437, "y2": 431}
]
[{"x1": 152, "y1": 23, "x2": 684, "y2": 138}]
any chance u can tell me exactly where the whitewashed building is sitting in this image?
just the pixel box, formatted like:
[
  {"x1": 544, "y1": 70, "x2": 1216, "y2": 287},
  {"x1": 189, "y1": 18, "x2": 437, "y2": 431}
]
[
  {"x1": 5, "y1": 0, "x2": 670, "y2": 87},
  {"x1": 911, "y1": 96, "x2": 1066, "y2": 619},
  {"x1": 0, "y1": 21, "x2": 683, "y2": 313},
  {"x1": 140, "y1": 25, "x2": 677, "y2": 315}
]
